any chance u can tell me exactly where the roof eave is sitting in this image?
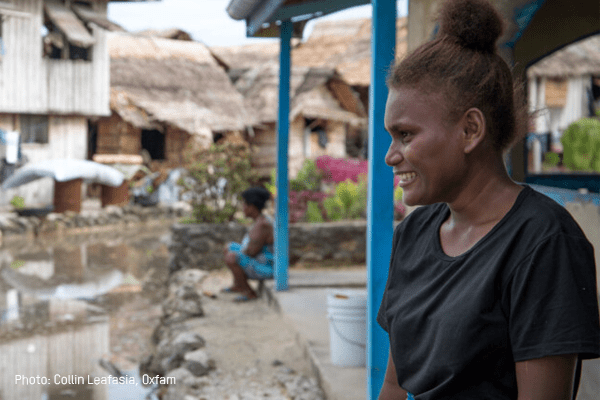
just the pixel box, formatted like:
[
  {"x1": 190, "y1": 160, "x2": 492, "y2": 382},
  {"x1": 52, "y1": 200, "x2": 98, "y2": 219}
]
[{"x1": 228, "y1": 0, "x2": 369, "y2": 38}]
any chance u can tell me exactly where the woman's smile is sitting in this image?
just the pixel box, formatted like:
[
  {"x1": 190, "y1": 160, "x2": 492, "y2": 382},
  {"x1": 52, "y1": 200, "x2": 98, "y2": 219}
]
[
  {"x1": 385, "y1": 87, "x2": 465, "y2": 206},
  {"x1": 394, "y1": 170, "x2": 417, "y2": 187}
]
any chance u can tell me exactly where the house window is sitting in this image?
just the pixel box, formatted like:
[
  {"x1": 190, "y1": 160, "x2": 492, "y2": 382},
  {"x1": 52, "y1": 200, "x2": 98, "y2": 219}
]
[
  {"x1": 20, "y1": 115, "x2": 49, "y2": 144},
  {"x1": 43, "y1": 1, "x2": 93, "y2": 61},
  {"x1": 141, "y1": 129, "x2": 165, "y2": 160}
]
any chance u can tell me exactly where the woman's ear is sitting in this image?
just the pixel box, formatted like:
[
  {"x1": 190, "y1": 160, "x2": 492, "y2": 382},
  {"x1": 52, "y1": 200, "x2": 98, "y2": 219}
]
[{"x1": 461, "y1": 108, "x2": 486, "y2": 154}]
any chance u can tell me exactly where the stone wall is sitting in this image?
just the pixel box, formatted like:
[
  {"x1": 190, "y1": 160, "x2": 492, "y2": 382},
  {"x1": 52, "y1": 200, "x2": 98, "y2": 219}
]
[
  {"x1": 0, "y1": 203, "x2": 190, "y2": 244},
  {"x1": 169, "y1": 220, "x2": 368, "y2": 272}
]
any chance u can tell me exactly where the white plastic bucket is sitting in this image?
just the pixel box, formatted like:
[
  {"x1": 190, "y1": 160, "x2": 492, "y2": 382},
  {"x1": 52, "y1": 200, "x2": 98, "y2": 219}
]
[{"x1": 326, "y1": 289, "x2": 367, "y2": 367}]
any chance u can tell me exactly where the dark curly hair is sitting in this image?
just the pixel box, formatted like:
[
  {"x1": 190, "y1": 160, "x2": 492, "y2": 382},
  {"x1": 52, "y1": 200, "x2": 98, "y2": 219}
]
[
  {"x1": 388, "y1": 0, "x2": 527, "y2": 151},
  {"x1": 241, "y1": 187, "x2": 271, "y2": 211}
]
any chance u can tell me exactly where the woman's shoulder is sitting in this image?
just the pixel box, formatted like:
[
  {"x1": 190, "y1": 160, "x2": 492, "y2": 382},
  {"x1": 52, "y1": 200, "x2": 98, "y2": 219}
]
[
  {"x1": 257, "y1": 214, "x2": 274, "y2": 229},
  {"x1": 514, "y1": 186, "x2": 588, "y2": 240},
  {"x1": 393, "y1": 203, "x2": 446, "y2": 238}
]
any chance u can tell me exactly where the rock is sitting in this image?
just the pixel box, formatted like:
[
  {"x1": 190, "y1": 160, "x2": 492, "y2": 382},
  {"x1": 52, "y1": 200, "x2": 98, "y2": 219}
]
[
  {"x1": 162, "y1": 285, "x2": 204, "y2": 323},
  {"x1": 183, "y1": 360, "x2": 213, "y2": 377},
  {"x1": 170, "y1": 269, "x2": 207, "y2": 288},
  {"x1": 300, "y1": 252, "x2": 324, "y2": 262},
  {"x1": 151, "y1": 321, "x2": 188, "y2": 346},
  {"x1": 142, "y1": 331, "x2": 207, "y2": 376},
  {"x1": 172, "y1": 332, "x2": 206, "y2": 349},
  {"x1": 166, "y1": 367, "x2": 194, "y2": 382},
  {"x1": 183, "y1": 348, "x2": 211, "y2": 364},
  {"x1": 183, "y1": 349, "x2": 215, "y2": 377}
]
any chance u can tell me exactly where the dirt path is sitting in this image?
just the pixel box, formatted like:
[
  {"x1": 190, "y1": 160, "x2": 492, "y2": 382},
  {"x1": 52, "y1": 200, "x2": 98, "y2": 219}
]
[
  {"x1": 111, "y1": 268, "x2": 325, "y2": 400},
  {"x1": 172, "y1": 269, "x2": 324, "y2": 399}
]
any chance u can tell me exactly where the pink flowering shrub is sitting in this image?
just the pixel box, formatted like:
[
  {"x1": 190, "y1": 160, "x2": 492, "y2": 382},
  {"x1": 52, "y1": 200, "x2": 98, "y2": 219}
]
[
  {"x1": 280, "y1": 156, "x2": 407, "y2": 222},
  {"x1": 315, "y1": 156, "x2": 406, "y2": 220},
  {"x1": 315, "y1": 156, "x2": 368, "y2": 183},
  {"x1": 289, "y1": 190, "x2": 329, "y2": 223}
]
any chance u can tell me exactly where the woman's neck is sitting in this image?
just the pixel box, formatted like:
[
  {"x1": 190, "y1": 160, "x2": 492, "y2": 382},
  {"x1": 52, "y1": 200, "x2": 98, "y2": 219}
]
[{"x1": 446, "y1": 156, "x2": 521, "y2": 228}]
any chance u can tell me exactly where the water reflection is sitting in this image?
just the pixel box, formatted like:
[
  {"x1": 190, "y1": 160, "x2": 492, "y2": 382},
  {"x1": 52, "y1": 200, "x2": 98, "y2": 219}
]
[
  {"x1": 0, "y1": 322, "x2": 109, "y2": 400},
  {"x1": 0, "y1": 225, "x2": 171, "y2": 400}
]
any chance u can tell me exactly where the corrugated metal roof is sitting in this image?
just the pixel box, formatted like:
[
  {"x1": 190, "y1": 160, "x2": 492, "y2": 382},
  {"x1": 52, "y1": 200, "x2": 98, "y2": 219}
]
[{"x1": 44, "y1": 2, "x2": 95, "y2": 47}]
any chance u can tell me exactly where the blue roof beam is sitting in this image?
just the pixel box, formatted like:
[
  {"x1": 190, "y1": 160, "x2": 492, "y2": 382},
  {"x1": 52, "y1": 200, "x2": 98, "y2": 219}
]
[
  {"x1": 272, "y1": 0, "x2": 371, "y2": 23},
  {"x1": 245, "y1": 0, "x2": 371, "y2": 37},
  {"x1": 245, "y1": 0, "x2": 287, "y2": 37}
]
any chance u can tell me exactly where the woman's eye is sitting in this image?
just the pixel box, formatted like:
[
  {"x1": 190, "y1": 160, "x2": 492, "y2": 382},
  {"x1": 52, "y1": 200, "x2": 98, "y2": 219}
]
[{"x1": 398, "y1": 131, "x2": 411, "y2": 141}]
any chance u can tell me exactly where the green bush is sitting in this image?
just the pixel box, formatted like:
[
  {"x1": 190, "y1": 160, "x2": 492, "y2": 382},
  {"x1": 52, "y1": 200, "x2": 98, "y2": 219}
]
[
  {"x1": 265, "y1": 168, "x2": 277, "y2": 197},
  {"x1": 289, "y1": 159, "x2": 323, "y2": 192},
  {"x1": 10, "y1": 195, "x2": 25, "y2": 210},
  {"x1": 560, "y1": 118, "x2": 600, "y2": 172},
  {"x1": 305, "y1": 201, "x2": 324, "y2": 223},
  {"x1": 543, "y1": 152, "x2": 560, "y2": 167},
  {"x1": 323, "y1": 175, "x2": 367, "y2": 221},
  {"x1": 181, "y1": 142, "x2": 259, "y2": 223}
]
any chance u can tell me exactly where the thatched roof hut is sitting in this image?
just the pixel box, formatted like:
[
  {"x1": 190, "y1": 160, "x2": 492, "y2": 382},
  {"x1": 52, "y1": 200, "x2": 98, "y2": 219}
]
[
  {"x1": 210, "y1": 41, "x2": 283, "y2": 82},
  {"x1": 108, "y1": 32, "x2": 255, "y2": 145},
  {"x1": 135, "y1": 28, "x2": 194, "y2": 41},
  {"x1": 527, "y1": 34, "x2": 600, "y2": 78},
  {"x1": 292, "y1": 17, "x2": 408, "y2": 87},
  {"x1": 234, "y1": 64, "x2": 366, "y2": 126},
  {"x1": 210, "y1": 17, "x2": 408, "y2": 89},
  {"x1": 234, "y1": 63, "x2": 367, "y2": 177}
]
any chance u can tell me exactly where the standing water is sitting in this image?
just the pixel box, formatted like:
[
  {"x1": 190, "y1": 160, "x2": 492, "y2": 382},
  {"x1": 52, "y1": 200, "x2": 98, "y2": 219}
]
[{"x1": 0, "y1": 222, "x2": 174, "y2": 400}]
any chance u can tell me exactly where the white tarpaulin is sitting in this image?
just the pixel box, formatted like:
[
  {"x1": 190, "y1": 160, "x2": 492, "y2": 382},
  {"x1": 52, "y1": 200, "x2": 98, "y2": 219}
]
[{"x1": 1, "y1": 159, "x2": 124, "y2": 189}]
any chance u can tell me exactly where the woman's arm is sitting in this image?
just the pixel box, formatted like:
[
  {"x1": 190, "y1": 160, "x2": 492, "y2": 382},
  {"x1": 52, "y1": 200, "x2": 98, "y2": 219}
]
[
  {"x1": 379, "y1": 349, "x2": 408, "y2": 400},
  {"x1": 515, "y1": 354, "x2": 577, "y2": 400},
  {"x1": 242, "y1": 220, "x2": 270, "y2": 257}
]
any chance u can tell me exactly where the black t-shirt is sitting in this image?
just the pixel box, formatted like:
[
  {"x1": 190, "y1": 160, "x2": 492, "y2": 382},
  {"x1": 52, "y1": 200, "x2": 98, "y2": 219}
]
[{"x1": 377, "y1": 185, "x2": 600, "y2": 399}]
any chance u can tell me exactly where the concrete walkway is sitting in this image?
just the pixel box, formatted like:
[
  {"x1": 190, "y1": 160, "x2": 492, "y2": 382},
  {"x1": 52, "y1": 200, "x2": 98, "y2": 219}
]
[{"x1": 265, "y1": 268, "x2": 368, "y2": 400}]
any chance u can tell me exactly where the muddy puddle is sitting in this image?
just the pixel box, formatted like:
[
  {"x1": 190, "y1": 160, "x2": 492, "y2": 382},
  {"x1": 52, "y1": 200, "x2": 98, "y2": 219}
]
[{"x1": 0, "y1": 223, "x2": 174, "y2": 400}]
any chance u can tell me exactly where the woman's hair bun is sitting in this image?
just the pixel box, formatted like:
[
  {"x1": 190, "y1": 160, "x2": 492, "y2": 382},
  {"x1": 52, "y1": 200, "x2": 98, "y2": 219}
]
[{"x1": 438, "y1": 0, "x2": 504, "y2": 53}]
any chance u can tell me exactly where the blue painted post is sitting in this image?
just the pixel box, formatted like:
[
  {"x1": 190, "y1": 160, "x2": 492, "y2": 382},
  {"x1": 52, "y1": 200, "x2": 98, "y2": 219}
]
[
  {"x1": 275, "y1": 19, "x2": 292, "y2": 291},
  {"x1": 367, "y1": 0, "x2": 396, "y2": 399}
]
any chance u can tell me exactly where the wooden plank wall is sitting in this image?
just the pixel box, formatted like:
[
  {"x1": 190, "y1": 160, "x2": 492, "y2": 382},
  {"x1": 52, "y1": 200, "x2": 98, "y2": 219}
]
[
  {"x1": 48, "y1": 115, "x2": 87, "y2": 159},
  {"x1": 249, "y1": 124, "x2": 277, "y2": 178},
  {"x1": 96, "y1": 113, "x2": 140, "y2": 155},
  {"x1": 0, "y1": 0, "x2": 110, "y2": 115},
  {"x1": 289, "y1": 117, "x2": 305, "y2": 178},
  {"x1": 165, "y1": 126, "x2": 192, "y2": 167},
  {"x1": 250, "y1": 119, "x2": 349, "y2": 179}
]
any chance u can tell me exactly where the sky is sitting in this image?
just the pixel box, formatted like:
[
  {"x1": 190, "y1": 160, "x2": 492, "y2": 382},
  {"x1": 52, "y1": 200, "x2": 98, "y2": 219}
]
[{"x1": 108, "y1": 0, "x2": 408, "y2": 47}]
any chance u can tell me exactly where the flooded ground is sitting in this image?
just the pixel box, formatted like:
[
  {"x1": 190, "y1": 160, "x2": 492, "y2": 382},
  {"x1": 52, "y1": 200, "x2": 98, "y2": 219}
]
[{"x1": 0, "y1": 222, "x2": 174, "y2": 400}]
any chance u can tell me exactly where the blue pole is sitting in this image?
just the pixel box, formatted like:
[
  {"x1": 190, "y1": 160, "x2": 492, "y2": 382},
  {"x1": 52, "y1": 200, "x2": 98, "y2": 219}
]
[
  {"x1": 367, "y1": 0, "x2": 396, "y2": 398},
  {"x1": 275, "y1": 20, "x2": 292, "y2": 291}
]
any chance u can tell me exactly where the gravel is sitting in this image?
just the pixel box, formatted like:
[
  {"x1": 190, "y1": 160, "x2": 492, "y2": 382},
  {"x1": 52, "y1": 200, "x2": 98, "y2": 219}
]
[{"x1": 149, "y1": 268, "x2": 326, "y2": 400}]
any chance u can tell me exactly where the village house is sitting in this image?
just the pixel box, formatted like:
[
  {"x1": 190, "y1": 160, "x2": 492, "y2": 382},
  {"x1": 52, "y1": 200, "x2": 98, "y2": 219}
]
[
  {"x1": 528, "y1": 33, "x2": 600, "y2": 154},
  {"x1": 292, "y1": 17, "x2": 408, "y2": 114},
  {"x1": 210, "y1": 17, "x2": 408, "y2": 177},
  {"x1": 92, "y1": 32, "x2": 255, "y2": 170},
  {"x1": 0, "y1": 0, "x2": 140, "y2": 209},
  {"x1": 210, "y1": 41, "x2": 282, "y2": 84},
  {"x1": 234, "y1": 64, "x2": 367, "y2": 178}
]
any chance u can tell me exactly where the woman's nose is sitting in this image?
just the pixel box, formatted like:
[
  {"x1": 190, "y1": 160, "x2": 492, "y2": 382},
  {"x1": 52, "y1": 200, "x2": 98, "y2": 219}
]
[{"x1": 385, "y1": 142, "x2": 403, "y2": 167}]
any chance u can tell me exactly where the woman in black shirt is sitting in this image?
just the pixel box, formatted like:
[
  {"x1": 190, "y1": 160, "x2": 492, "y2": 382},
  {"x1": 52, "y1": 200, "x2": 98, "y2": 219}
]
[{"x1": 377, "y1": 0, "x2": 600, "y2": 399}]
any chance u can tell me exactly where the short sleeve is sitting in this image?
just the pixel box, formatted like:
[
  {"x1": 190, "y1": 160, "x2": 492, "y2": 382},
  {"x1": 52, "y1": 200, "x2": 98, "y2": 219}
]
[
  {"x1": 507, "y1": 234, "x2": 600, "y2": 361},
  {"x1": 377, "y1": 225, "x2": 401, "y2": 333}
]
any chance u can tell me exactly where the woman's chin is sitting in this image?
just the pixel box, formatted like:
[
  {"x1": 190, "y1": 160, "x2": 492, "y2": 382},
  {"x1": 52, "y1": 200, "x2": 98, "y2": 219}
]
[{"x1": 401, "y1": 193, "x2": 419, "y2": 207}]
